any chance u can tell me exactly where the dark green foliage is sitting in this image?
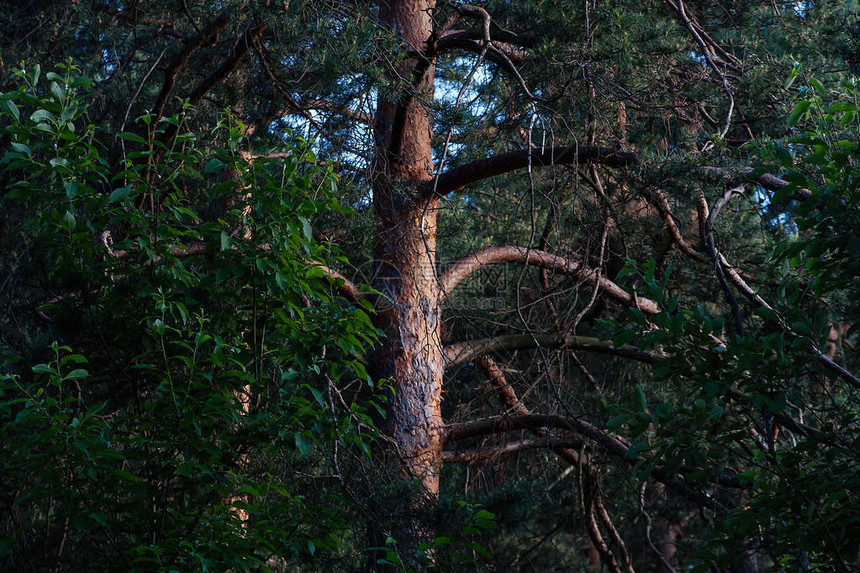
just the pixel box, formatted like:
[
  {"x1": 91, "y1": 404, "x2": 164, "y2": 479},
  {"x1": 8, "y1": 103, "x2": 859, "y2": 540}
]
[{"x1": 0, "y1": 63, "x2": 381, "y2": 571}]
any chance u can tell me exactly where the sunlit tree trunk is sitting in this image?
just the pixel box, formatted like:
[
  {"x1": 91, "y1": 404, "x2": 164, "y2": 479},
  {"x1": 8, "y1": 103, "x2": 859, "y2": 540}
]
[{"x1": 366, "y1": 0, "x2": 443, "y2": 563}]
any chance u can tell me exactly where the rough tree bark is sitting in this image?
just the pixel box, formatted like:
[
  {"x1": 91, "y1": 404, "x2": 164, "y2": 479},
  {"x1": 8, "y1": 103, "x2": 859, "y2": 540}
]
[{"x1": 365, "y1": 1, "x2": 443, "y2": 562}]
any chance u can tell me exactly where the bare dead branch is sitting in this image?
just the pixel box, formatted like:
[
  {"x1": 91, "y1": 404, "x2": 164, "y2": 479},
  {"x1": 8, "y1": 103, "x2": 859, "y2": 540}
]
[
  {"x1": 665, "y1": 0, "x2": 737, "y2": 142},
  {"x1": 438, "y1": 27, "x2": 535, "y2": 49},
  {"x1": 585, "y1": 482, "x2": 624, "y2": 573},
  {"x1": 103, "y1": 7, "x2": 176, "y2": 28},
  {"x1": 478, "y1": 355, "x2": 529, "y2": 414},
  {"x1": 715, "y1": 249, "x2": 860, "y2": 390},
  {"x1": 443, "y1": 414, "x2": 630, "y2": 456},
  {"x1": 478, "y1": 354, "x2": 591, "y2": 467},
  {"x1": 444, "y1": 414, "x2": 735, "y2": 509}
]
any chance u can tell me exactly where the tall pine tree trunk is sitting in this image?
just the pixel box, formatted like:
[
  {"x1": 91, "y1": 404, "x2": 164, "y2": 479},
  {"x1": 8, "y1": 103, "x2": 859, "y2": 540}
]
[{"x1": 366, "y1": 0, "x2": 443, "y2": 564}]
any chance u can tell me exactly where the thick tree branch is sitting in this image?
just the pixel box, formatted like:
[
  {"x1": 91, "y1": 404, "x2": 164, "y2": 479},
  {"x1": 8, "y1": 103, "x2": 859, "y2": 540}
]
[
  {"x1": 438, "y1": 28, "x2": 535, "y2": 49},
  {"x1": 438, "y1": 245, "x2": 661, "y2": 314},
  {"x1": 478, "y1": 355, "x2": 592, "y2": 470},
  {"x1": 585, "y1": 480, "x2": 626, "y2": 573},
  {"x1": 444, "y1": 334, "x2": 660, "y2": 368},
  {"x1": 435, "y1": 36, "x2": 530, "y2": 80},
  {"x1": 425, "y1": 146, "x2": 637, "y2": 196}
]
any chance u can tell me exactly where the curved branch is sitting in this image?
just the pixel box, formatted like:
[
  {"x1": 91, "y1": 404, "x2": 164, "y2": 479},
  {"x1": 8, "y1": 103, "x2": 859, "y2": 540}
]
[
  {"x1": 436, "y1": 36, "x2": 529, "y2": 74},
  {"x1": 456, "y1": 333, "x2": 829, "y2": 442},
  {"x1": 435, "y1": 34, "x2": 538, "y2": 100},
  {"x1": 424, "y1": 145, "x2": 638, "y2": 196},
  {"x1": 438, "y1": 245, "x2": 660, "y2": 314},
  {"x1": 444, "y1": 334, "x2": 660, "y2": 368}
]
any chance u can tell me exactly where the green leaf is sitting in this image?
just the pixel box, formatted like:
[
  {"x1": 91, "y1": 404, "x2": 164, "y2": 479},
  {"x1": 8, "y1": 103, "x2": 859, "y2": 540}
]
[
  {"x1": 118, "y1": 132, "x2": 149, "y2": 145},
  {"x1": 787, "y1": 101, "x2": 810, "y2": 127},
  {"x1": 607, "y1": 414, "x2": 632, "y2": 431},
  {"x1": 708, "y1": 405, "x2": 724, "y2": 420},
  {"x1": 295, "y1": 432, "x2": 311, "y2": 456},
  {"x1": 784, "y1": 69, "x2": 799, "y2": 90},
  {"x1": 62, "y1": 210, "x2": 76, "y2": 231},
  {"x1": 108, "y1": 185, "x2": 134, "y2": 203},
  {"x1": 809, "y1": 77, "x2": 826, "y2": 96},
  {"x1": 220, "y1": 231, "x2": 234, "y2": 251},
  {"x1": 112, "y1": 469, "x2": 141, "y2": 483},
  {"x1": 299, "y1": 216, "x2": 313, "y2": 241},
  {"x1": 64, "y1": 369, "x2": 89, "y2": 380},
  {"x1": 30, "y1": 64, "x2": 41, "y2": 86},
  {"x1": 204, "y1": 158, "x2": 226, "y2": 173},
  {"x1": 50, "y1": 157, "x2": 70, "y2": 170},
  {"x1": 10, "y1": 142, "x2": 30, "y2": 156},
  {"x1": 64, "y1": 181, "x2": 78, "y2": 198},
  {"x1": 50, "y1": 81, "x2": 65, "y2": 102},
  {"x1": 754, "y1": 307, "x2": 780, "y2": 322},
  {"x1": 773, "y1": 145, "x2": 793, "y2": 168},
  {"x1": 3, "y1": 100, "x2": 20, "y2": 122},
  {"x1": 633, "y1": 385, "x2": 647, "y2": 412},
  {"x1": 32, "y1": 364, "x2": 54, "y2": 374}
]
